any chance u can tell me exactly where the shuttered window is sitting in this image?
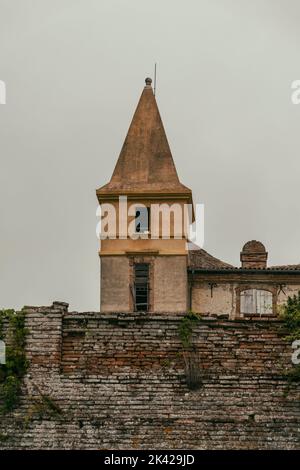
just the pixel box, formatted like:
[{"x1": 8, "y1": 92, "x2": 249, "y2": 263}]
[
  {"x1": 134, "y1": 263, "x2": 149, "y2": 311},
  {"x1": 240, "y1": 289, "x2": 273, "y2": 314}
]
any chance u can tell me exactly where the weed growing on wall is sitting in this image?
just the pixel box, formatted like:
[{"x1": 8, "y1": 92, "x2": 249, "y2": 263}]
[
  {"x1": 178, "y1": 311, "x2": 202, "y2": 389},
  {"x1": 279, "y1": 293, "x2": 300, "y2": 382},
  {"x1": 0, "y1": 309, "x2": 28, "y2": 413},
  {"x1": 178, "y1": 311, "x2": 201, "y2": 349}
]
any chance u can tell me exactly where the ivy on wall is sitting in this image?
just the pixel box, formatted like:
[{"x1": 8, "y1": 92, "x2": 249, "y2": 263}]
[
  {"x1": 178, "y1": 311, "x2": 202, "y2": 389},
  {"x1": 0, "y1": 309, "x2": 28, "y2": 413},
  {"x1": 178, "y1": 311, "x2": 201, "y2": 349},
  {"x1": 279, "y1": 293, "x2": 300, "y2": 382}
]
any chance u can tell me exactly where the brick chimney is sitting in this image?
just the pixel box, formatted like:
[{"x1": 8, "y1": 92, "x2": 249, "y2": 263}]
[{"x1": 240, "y1": 240, "x2": 268, "y2": 269}]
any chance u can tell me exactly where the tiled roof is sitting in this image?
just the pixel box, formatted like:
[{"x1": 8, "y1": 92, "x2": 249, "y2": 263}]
[
  {"x1": 188, "y1": 246, "x2": 234, "y2": 269},
  {"x1": 267, "y1": 264, "x2": 300, "y2": 271},
  {"x1": 188, "y1": 246, "x2": 300, "y2": 272}
]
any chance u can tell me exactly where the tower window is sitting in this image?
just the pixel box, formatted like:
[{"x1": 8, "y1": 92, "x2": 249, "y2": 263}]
[
  {"x1": 135, "y1": 207, "x2": 150, "y2": 233},
  {"x1": 134, "y1": 263, "x2": 149, "y2": 311},
  {"x1": 240, "y1": 289, "x2": 273, "y2": 315}
]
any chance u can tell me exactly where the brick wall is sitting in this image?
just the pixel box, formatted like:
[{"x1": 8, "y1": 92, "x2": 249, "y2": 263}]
[{"x1": 0, "y1": 302, "x2": 299, "y2": 449}]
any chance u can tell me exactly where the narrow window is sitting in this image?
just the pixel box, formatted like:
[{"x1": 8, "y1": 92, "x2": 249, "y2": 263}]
[
  {"x1": 134, "y1": 263, "x2": 149, "y2": 311},
  {"x1": 240, "y1": 289, "x2": 273, "y2": 315},
  {"x1": 135, "y1": 207, "x2": 150, "y2": 233}
]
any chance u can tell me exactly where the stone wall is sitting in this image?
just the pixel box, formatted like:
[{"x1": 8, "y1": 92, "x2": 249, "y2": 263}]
[{"x1": 0, "y1": 302, "x2": 299, "y2": 449}]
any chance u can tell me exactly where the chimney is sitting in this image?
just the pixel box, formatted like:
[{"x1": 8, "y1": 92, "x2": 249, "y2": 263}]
[{"x1": 240, "y1": 240, "x2": 268, "y2": 269}]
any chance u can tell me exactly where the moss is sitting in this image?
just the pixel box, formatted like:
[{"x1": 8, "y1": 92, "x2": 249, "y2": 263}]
[
  {"x1": 40, "y1": 394, "x2": 62, "y2": 416},
  {"x1": 285, "y1": 365, "x2": 300, "y2": 383},
  {"x1": 161, "y1": 359, "x2": 171, "y2": 368},
  {"x1": 0, "y1": 433, "x2": 10, "y2": 443},
  {"x1": 107, "y1": 318, "x2": 120, "y2": 326},
  {"x1": 24, "y1": 394, "x2": 63, "y2": 427},
  {"x1": 0, "y1": 309, "x2": 29, "y2": 413}
]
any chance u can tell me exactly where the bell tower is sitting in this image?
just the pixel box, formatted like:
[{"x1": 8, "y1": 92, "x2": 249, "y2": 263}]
[{"x1": 97, "y1": 78, "x2": 193, "y2": 313}]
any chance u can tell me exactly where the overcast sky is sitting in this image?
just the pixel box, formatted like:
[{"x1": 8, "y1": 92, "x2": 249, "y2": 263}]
[{"x1": 1, "y1": 0, "x2": 300, "y2": 311}]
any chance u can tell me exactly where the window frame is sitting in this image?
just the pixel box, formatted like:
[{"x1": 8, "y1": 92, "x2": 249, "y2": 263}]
[
  {"x1": 236, "y1": 285, "x2": 277, "y2": 317},
  {"x1": 128, "y1": 256, "x2": 155, "y2": 312},
  {"x1": 133, "y1": 262, "x2": 150, "y2": 312},
  {"x1": 240, "y1": 288, "x2": 273, "y2": 315},
  {"x1": 134, "y1": 206, "x2": 150, "y2": 234}
]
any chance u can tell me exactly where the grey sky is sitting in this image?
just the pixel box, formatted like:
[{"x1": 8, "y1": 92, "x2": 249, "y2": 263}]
[{"x1": 0, "y1": 0, "x2": 300, "y2": 311}]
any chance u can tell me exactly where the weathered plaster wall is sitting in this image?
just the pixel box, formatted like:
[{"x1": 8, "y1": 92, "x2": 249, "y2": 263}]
[
  {"x1": 100, "y1": 256, "x2": 130, "y2": 312},
  {"x1": 0, "y1": 302, "x2": 299, "y2": 450},
  {"x1": 277, "y1": 285, "x2": 300, "y2": 305},
  {"x1": 101, "y1": 255, "x2": 187, "y2": 313},
  {"x1": 191, "y1": 279, "x2": 300, "y2": 319},
  {"x1": 191, "y1": 283, "x2": 236, "y2": 318},
  {"x1": 153, "y1": 256, "x2": 187, "y2": 312}
]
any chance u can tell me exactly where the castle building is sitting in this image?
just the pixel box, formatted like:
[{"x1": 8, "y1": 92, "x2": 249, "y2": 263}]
[
  {"x1": 97, "y1": 78, "x2": 300, "y2": 316},
  {"x1": 1, "y1": 78, "x2": 299, "y2": 451}
]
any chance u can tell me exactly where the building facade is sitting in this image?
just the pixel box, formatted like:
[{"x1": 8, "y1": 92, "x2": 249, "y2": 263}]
[
  {"x1": 1, "y1": 78, "x2": 299, "y2": 450},
  {"x1": 97, "y1": 78, "x2": 300, "y2": 316}
]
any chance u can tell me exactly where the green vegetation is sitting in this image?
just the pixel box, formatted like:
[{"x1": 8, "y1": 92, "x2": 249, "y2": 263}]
[
  {"x1": 24, "y1": 394, "x2": 63, "y2": 427},
  {"x1": 178, "y1": 312, "x2": 203, "y2": 389},
  {"x1": 0, "y1": 433, "x2": 10, "y2": 443},
  {"x1": 279, "y1": 293, "x2": 300, "y2": 382},
  {"x1": 178, "y1": 311, "x2": 201, "y2": 349},
  {"x1": 0, "y1": 309, "x2": 28, "y2": 413}
]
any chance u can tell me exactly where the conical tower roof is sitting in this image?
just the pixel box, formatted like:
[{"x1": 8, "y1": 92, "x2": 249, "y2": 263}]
[{"x1": 97, "y1": 78, "x2": 192, "y2": 198}]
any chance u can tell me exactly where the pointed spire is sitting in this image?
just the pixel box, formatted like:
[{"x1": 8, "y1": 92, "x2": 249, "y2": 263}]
[{"x1": 97, "y1": 78, "x2": 191, "y2": 197}]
